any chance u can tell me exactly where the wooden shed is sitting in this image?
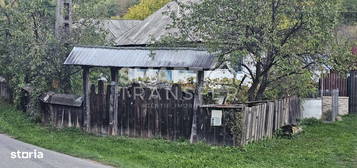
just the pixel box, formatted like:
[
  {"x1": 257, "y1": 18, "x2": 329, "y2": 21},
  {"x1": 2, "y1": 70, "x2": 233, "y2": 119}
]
[{"x1": 64, "y1": 45, "x2": 221, "y2": 143}]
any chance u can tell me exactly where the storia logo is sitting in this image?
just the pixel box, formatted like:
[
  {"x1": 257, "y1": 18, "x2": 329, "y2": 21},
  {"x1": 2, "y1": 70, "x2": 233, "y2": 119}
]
[{"x1": 10, "y1": 150, "x2": 44, "y2": 159}]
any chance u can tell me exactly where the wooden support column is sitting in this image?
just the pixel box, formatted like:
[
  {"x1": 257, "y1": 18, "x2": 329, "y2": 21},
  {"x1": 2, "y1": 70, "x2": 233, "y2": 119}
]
[
  {"x1": 190, "y1": 70, "x2": 204, "y2": 143},
  {"x1": 111, "y1": 68, "x2": 119, "y2": 82},
  {"x1": 82, "y1": 66, "x2": 91, "y2": 131},
  {"x1": 109, "y1": 68, "x2": 119, "y2": 135}
]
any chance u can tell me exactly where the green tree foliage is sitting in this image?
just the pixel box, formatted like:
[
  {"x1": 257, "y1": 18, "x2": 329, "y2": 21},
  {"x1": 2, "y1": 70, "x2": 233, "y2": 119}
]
[
  {"x1": 169, "y1": 0, "x2": 356, "y2": 101},
  {"x1": 73, "y1": 0, "x2": 120, "y2": 19},
  {"x1": 0, "y1": 0, "x2": 109, "y2": 118},
  {"x1": 122, "y1": 0, "x2": 171, "y2": 20},
  {"x1": 116, "y1": 0, "x2": 139, "y2": 16}
]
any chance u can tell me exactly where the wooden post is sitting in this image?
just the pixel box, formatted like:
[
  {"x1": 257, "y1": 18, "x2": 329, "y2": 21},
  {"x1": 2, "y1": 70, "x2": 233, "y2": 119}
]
[
  {"x1": 83, "y1": 66, "x2": 91, "y2": 131},
  {"x1": 331, "y1": 89, "x2": 339, "y2": 122},
  {"x1": 190, "y1": 70, "x2": 204, "y2": 143},
  {"x1": 240, "y1": 105, "x2": 248, "y2": 146},
  {"x1": 111, "y1": 68, "x2": 119, "y2": 82},
  {"x1": 109, "y1": 68, "x2": 119, "y2": 135}
]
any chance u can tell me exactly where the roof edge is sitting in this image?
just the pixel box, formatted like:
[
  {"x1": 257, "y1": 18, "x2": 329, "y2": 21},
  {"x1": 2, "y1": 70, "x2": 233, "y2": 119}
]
[{"x1": 73, "y1": 45, "x2": 211, "y2": 51}]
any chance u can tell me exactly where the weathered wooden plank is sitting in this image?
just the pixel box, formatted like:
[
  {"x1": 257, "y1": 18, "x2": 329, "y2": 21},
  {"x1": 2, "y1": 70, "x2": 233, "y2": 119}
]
[
  {"x1": 263, "y1": 104, "x2": 266, "y2": 138},
  {"x1": 154, "y1": 89, "x2": 160, "y2": 137},
  {"x1": 131, "y1": 84, "x2": 138, "y2": 137},
  {"x1": 97, "y1": 80, "x2": 106, "y2": 134},
  {"x1": 246, "y1": 108, "x2": 252, "y2": 143},
  {"x1": 128, "y1": 85, "x2": 135, "y2": 137},
  {"x1": 90, "y1": 84, "x2": 96, "y2": 132},
  {"x1": 190, "y1": 70, "x2": 204, "y2": 143},
  {"x1": 250, "y1": 107, "x2": 256, "y2": 141},
  {"x1": 240, "y1": 106, "x2": 248, "y2": 145},
  {"x1": 159, "y1": 88, "x2": 167, "y2": 138},
  {"x1": 257, "y1": 105, "x2": 261, "y2": 140},
  {"x1": 145, "y1": 88, "x2": 153, "y2": 137},
  {"x1": 82, "y1": 66, "x2": 91, "y2": 131},
  {"x1": 123, "y1": 87, "x2": 130, "y2": 136},
  {"x1": 268, "y1": 102, "x2": 274, "y2": 137},
  {"x1": 258, "y1": 104, "x2": 262, "y2": 139},
  {"x1": 262, "y1": 104, "x2": 267, "y2": 138},
  {"x1": 141, "y1": 88, "x2": 149, "y2": 138}
]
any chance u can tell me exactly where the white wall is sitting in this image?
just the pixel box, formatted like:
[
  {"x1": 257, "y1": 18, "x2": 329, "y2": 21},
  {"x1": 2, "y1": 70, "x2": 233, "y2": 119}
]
[
  {"x1": 128, "y1": 69, "x2": 252, "y2": 84},
  {"x1": 301, "y1": 98, "x2": 322, "y2": 119}
]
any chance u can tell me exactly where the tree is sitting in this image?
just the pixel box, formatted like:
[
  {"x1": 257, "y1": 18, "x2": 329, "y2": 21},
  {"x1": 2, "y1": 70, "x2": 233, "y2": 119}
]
[
  {"x1": 117, "y1": 0, "x2": 139, "y2": 16},
  {"x1": 170, "y1": 0, "x2": 355, "y2": 101},
  {"x1": 73, "y1": 0, "x2": 120, "y2": 19},
  {"x1": 122, "y1": 0, "x2": 170, "y2": 20},
  {"x1": 0, "y1": 0, "x2": 109, "y2": 118}
]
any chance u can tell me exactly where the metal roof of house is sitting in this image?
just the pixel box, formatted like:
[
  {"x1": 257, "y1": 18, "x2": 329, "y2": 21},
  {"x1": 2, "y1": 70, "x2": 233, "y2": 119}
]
[
  {"x1": 115, "y1": 0, "x2": 199, "y2": 46},
  {"x1": 101, "y1": 20, "x2": 142, "y2": 41},
  {"x1": 64, "y1": 46, "x2": 218, "y2": 70}
]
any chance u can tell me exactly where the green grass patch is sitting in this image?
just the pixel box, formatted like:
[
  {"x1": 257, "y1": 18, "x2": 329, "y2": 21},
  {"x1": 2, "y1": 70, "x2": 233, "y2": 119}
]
[{"x1": 0, "y1": 101, "x2": 356, "y2": 168}]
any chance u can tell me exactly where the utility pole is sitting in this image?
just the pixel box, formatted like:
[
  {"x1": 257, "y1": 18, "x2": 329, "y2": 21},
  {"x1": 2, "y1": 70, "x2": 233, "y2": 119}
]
[
  {"x1": 55, "y1": 0, "x2": 73, "y2": 93},
  {"x1": 55, "y1": 0, "x2": 72, "y2": 40}
]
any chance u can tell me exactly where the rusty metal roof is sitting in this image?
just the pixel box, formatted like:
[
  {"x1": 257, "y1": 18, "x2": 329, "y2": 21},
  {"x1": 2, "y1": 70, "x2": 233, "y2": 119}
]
[{"x1": 64, "y1": 46, "x2": 218, "y2": 70}]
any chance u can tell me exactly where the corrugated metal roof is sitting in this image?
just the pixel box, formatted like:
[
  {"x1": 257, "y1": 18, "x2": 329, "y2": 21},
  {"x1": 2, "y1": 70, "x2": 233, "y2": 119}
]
[
  {"x1": 64, "y1": 46, "x2": 218, "y2": 70},
  {"x1": 101, "y1": 20, "x2": 142, "y2": 41}
]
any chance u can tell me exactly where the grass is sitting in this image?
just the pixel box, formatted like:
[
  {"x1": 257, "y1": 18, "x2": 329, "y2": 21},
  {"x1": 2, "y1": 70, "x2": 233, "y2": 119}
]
[{"x1": 0, "y1": 101, "x2": 356, "y2": 168}]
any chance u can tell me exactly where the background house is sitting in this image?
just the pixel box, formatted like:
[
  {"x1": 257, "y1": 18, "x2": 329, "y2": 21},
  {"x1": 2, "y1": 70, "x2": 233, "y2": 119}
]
[{"x1": 101, "y1": 0, "x2": 249, "y2": 83}]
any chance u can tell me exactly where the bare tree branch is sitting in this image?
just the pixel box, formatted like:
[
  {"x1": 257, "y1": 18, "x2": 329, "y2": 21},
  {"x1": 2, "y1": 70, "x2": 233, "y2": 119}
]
[
  {"x1": 242, "y1": 63, "x2": 255, "y2": 81},
  {"x1": 268, "y1": 62, "x2": 316, "y2": 84}
]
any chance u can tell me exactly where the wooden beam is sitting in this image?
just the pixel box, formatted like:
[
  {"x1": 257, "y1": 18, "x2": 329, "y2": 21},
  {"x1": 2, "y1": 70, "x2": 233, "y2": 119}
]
[
  {"x1": 109, "y1": 67, "x2": 119, "y2": 135},
  {"x1": 82, "y1": 66, "x2": 91, "y2": 131},
  {"x1": 109, "y1": 81, "x2": 119, "y2": 135},
  {"x1": 190, "y1": 70, "x2": 204, "y2": 143},
  {"x1": 111, "y1": 68, "x2": 119, "y2": 83}
]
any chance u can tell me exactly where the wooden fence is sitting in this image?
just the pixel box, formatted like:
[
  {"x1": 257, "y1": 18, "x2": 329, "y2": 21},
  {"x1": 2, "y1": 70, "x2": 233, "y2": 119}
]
[
  {"x1": 41, "y1": 103, "x2": 83, "y2": 128},
  {"x1": 39, "y1": 81, "x2": 302, "y2": 146},
  {"x1": 240, "y1": 97, "x2": 301, "y2": 145},
  {"x1": 197, "y1": 105, "x2": 244, "y2": 146},
  {"x1": 198, "y1": 97, "x2": 301, "y2": 146},
  {"x1": 87, "y1": 82, "x2": 194, "y2": 139},
  {"x1": 320, "y1": 71, "x2": 348, "y2": 96},
  {"x1": 40, "y1": 93, "x2": 84, "y2": 128}
]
